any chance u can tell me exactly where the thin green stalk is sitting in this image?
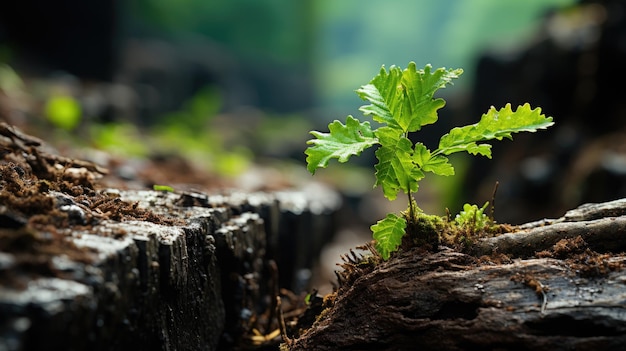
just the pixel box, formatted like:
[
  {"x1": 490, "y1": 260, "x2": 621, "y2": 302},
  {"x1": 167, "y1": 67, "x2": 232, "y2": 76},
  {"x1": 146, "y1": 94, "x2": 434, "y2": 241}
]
[{"x1": 408, "y1": 190, "x2": 414, "y2": 221}]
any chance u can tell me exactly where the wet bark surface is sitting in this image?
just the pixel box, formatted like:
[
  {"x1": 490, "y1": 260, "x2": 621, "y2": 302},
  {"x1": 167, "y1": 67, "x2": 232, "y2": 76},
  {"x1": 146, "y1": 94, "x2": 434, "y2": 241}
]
[{"x1": 286, "y1": 200, "x2": 626, "y2": 351}]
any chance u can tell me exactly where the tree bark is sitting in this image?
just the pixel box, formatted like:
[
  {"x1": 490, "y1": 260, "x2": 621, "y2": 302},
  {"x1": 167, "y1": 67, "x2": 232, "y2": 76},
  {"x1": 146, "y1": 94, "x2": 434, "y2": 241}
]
[{"x1": 287, "y1": 199, "x2": 626, "y2": 351}]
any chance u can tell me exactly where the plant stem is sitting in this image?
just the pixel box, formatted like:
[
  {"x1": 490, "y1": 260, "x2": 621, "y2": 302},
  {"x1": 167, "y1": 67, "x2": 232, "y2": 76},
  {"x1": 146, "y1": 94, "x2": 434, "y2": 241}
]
[
  {"x1": 405, "y1": 131, "x2": 415, "y2": 223},
  {"x1": 407, "y1": 190, "x2": 415, "y2": 222}
]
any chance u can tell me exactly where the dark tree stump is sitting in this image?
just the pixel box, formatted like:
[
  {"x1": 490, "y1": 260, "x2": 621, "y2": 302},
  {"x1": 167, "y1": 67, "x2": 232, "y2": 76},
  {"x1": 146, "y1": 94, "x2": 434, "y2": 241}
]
[
  {"x1": 0, "y1": 122, "x2": 343, "y2": 351},
  {"x1": 286, "y1": 199, "x2": 626, "y2": 351}
]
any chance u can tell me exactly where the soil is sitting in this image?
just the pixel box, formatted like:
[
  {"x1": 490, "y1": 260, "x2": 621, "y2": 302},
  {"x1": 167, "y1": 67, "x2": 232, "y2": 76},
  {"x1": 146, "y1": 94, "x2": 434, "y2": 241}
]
[{"x1": 0, "y1": 122, "x2": 193, "y2": 284}]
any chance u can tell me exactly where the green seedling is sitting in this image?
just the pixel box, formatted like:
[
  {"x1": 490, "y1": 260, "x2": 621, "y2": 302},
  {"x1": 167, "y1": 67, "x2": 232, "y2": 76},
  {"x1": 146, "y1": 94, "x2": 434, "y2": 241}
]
[
  {"x1": 455, "y1": 202, "x2": 490, "y2": 230},
  {"x1": 305, "y1": 62, "x2": 554, "y2": 260}
]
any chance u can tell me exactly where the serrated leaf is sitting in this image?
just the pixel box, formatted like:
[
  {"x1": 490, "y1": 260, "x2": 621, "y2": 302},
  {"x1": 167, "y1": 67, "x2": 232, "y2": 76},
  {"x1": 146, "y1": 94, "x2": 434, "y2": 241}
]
[
  {"x1": 305, "y1": 115, "x2": 379, "y2": 174},
  {"x1": 423, "y1": 155, "x2": 455, "y2": 175},
  {"x1": 356, "y1": 66, "x2": 403, "y2": 129},
  {"x1": 372, "y1": 213, "x2": 407, "y2": 260},
  {"x1": 401, "y1": 63, "x2": 462, "y2": 132},
  {"x1": 412, "y1": 143, "x2": 431, "y2": 166},
  {"x1": 437, "y1": 103, "x2": 554, "y2": 157},
  {"x1": 465, "y1": 143, "x2": 492, "y2": 157},
  {"x1": 412, "y1": 143, "x2": 455, "y2": 176},
  {"x1": 356, "y1": 63, "x2": 462, "y2": 133},
  {"x1": 455, "y1": 202, "x2": 490, "y2": 229},
  {"x1": 374, "y1": 127, "x2": 424, "y2": 200}
]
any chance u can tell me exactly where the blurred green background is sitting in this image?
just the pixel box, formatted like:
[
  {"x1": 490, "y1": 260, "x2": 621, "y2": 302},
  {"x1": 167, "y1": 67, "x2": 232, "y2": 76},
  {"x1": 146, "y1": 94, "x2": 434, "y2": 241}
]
[
  {"x1": 1, "y1": 0, "x2": 575, "y2": 119},
  {"x1": 5, "y1": 0, "x2": 617, "y2": 226},
  {"x1": 124, "y1": 0, "x2": 575, "y2": 116}
]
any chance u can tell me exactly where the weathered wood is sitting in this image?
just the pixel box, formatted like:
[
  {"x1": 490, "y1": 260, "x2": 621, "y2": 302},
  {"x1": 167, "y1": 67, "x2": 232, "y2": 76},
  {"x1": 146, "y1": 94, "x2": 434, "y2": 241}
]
[
  {"x1": 472, "y1": 198, "x2": 626, "y2": 257},
  {"x1": 0, "y1": 187, "x2": 340, "y2": 351},
  {"x1": 287, "y1": 199, "x2": 626, "y2": 351},
  {"x1": 0, "y1": 122, "x2": 343, "y2": 351}
]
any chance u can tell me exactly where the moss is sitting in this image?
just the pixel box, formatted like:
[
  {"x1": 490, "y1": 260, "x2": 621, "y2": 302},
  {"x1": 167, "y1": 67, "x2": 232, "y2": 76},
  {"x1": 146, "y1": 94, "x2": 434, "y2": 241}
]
[
  {"x1": 440, "y1": 217, "x2": 512, "y2": 252},
  {"x1": 402, "y1": 212, "x2": 445, "y2": 251},
  {"x1": 398, "y1": 204, "x2": 515, "y2": 253}
]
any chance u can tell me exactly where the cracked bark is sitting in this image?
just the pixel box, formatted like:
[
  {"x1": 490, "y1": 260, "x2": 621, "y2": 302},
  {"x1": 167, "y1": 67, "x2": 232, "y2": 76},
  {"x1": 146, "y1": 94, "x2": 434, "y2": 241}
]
[{"x1": 287, "y1": 199, "x2": 626, "y2": 351}]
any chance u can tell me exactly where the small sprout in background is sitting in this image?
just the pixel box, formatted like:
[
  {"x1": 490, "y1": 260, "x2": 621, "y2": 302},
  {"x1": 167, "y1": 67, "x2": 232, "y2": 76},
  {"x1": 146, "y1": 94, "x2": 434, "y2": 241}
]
[
  {"x1": 45, "y1": 94, "x2": 82, "y2": 131},
  {"x1": 455, "y1": 202, "x2": 490, "y2": 231},
  {"x1": 153, "y1": 184, "x2": 175, "y2": 192}
]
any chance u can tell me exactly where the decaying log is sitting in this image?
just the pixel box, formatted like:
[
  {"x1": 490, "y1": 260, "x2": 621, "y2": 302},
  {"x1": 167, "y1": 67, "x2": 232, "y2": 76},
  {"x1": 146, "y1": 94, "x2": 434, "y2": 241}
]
[
  {"x1": 287, "y1": 199, "x2": 626, "y2": 351},
  {"x1": 471, "y1": 198, "x2": 626, "y2": 257}
]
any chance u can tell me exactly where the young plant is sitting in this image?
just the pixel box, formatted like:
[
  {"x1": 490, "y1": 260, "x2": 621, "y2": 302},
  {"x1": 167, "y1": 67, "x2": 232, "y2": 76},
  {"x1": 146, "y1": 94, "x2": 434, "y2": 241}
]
[
  {"x1": 305, "y1": 62, "x2": 554, "y2": 260},
  {"x1": 455, "y1": 202, "x2": 490, "y2": 231}
]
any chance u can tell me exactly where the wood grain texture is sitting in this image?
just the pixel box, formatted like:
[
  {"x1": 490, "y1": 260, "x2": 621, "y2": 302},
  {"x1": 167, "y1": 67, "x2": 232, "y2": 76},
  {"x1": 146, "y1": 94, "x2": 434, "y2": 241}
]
[{"x1": 288, "y1": 199, "x2": 626, "y2": 351}]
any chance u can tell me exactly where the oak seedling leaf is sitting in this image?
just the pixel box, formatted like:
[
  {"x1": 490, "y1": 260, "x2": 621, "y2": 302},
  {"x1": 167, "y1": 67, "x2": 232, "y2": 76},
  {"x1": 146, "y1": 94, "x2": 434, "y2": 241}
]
[
  {"x1": 413, "y1": 143, "x2": 455, "y2": 176},
  {"x1": 356, "y1": 63, "x2": 462, "y2": 133},
  {"x1": 305, "y1": 115, "x2": 378, "y2": 174},
  {"x1": 437, "y1": 103, "x2": 554, "y2": 158},
  {"x1": 371, "y1": 213, "x2": 407, "y2": 260},
  {"x1": 373, "y1": 126, "x2": 424, "y2": 200}
]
